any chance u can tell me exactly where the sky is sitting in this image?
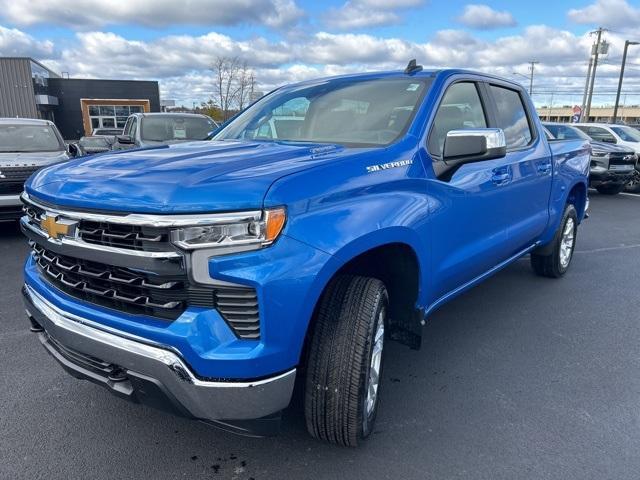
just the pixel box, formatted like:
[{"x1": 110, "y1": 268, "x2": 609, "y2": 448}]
[{"x1": 1, "y1": 0, "x2": 640, "y2": 108}]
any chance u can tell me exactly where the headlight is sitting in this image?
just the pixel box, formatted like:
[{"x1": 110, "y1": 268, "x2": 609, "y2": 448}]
[
  {"x1": 170, "y1": 207, "x2": 286, "y2": 251},
  {"x1": 591, "y1": 151, "x2": 609, "y2": 158}
]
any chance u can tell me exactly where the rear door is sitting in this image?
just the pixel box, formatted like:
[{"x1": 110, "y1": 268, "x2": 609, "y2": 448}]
[
  {"x1": 426, "y1": 80, "x2": 515, "y2": 301},
  {"x1": 485, "y1": 83, "x2": 553, "y2": 254}
]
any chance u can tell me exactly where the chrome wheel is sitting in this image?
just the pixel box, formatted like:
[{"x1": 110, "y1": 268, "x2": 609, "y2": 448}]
[
  {"x1": 365, "y1": 308, "x2": 385, "y2": 418},
  {"x1": 559, "y1": 217, "x2": 575, "y2": 268}
]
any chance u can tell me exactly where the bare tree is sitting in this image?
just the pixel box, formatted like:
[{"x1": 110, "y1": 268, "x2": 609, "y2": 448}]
[
  {"x1": 236, "y1": 61, "x2": 257, "y2": 111},
  {"x1": 212, "y1": 56, "x2": 240, "y2": 121},
  {"x1": 211, "y1": 56, "x2": 257, "y2": 120}
]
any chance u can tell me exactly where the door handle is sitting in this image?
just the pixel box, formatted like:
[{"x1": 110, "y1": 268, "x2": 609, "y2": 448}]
[
  {"x1": 536, "y1": 162, "x2": 552, "y2": 174},
  {"x1": 491, "y1": 167, "x2": 512, "y2": 185}
]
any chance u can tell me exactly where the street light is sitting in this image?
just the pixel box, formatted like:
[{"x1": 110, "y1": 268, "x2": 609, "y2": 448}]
[{"x1": 612, "y1": 40, "x2": 639, "y2": 123}]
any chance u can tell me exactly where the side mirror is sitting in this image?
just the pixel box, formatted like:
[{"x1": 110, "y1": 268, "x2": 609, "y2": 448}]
[
  {"x1": 435, "y1": 128, "x2": 506, "y2": 180},
  {"x1": 67, "y1": 143, "x2": 80, "y2": 158},
  {"x1": 116, "y1": 134, "x2": 134, "y2": 145}
]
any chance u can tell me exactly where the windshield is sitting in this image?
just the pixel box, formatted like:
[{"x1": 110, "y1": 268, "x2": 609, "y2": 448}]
[
  {"x1": 611, "y1": 126, "x2": 640, "y2": 142},
  {"x1": 544, "y1": 124, "x2": 591, "y2": 141},
  {"x1": 0, "y1": 124, "x2": 64, "y2": 152},
  {"x1": 214, "y1": 77, "x2": 432, "y2": 147},
  {"x1": 141, "y1": 116, "x2": 217, "y2": 142}
]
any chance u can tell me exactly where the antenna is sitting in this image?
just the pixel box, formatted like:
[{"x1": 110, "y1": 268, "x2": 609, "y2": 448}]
[{"x1": 404, "y1": 59, "x2": 423, "y2": 74}]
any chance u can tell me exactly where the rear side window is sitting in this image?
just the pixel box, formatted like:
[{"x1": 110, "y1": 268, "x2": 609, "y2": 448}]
[
  {"x1": 490, "y1": 85, "x2": 532, "y2": 149},
  {"x1": 428, "y1": 82, "x2": 487, "y2": 157}
]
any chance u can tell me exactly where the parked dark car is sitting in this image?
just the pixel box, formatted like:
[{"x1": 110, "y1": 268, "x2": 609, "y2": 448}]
[
  {"x1": 115, "y1": 113, "x2": 218, "y2": 149},
  {"x1": 543, "y1": 122, "x2": 637, "y2": 195},
  {"x1": 77, "y1": 135, "x2": 116, "y2": 156}
]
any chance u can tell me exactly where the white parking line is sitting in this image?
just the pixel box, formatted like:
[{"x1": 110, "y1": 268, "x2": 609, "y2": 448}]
[{"x1": 620, "y1": 192, "x2": 640, "y2": 198}]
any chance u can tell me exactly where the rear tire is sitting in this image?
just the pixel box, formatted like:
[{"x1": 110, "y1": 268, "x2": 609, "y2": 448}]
[
  {"x1": 531, "y1": 204, "x2": 578, "y2": 278},
  {"x1": 304, "y1": 275, "x2": 388, "y2": 447},
  {"x1": 596, "y1": 184, "x2": 625, "y2": 195}
]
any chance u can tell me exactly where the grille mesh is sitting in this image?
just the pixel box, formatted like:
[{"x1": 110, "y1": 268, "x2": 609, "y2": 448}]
[{"x1": 0, "y1": 166, "x2": 40, "y2": 195}]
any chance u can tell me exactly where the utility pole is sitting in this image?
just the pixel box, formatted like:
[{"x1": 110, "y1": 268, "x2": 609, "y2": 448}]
[
  {"x1": 613, "y1": 40, "x2": 639, "y2": 123},
  {"x1": 580, "y1": 57, "x2": 593, "y2": 121},
  {"x1": 528, "y1": 61, "x2": 539, "y2": 96},
  {"x1": 584, "y1": 27, "x2": 608, "y2": 121}
]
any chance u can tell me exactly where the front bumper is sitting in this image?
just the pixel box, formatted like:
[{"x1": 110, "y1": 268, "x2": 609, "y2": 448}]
[
  {"x1": 589, "y1": 169, "x2": 635, "y2": 186},
  {"x1": 23, "y1": 284, "x2": 296, "y2": 431}
]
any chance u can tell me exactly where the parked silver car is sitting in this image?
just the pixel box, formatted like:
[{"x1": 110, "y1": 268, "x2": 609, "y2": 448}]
[
  {"x1": 0, "y1": 118, "x2": 73, "y2": 220},
  {"x1": 116, "y1": 113, "x2": 218, "y2": 149}
]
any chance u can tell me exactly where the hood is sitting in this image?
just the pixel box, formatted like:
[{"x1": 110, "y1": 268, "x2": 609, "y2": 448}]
[
  {"x1": 0, "y1": 150, "x2": 68, "y2": 167},
  {"x1": 26, "y1": 140, "x2": 358, "y2": 213},
  {"x1": 590, "y1": 140, "x2": 635, "y2": 155}
]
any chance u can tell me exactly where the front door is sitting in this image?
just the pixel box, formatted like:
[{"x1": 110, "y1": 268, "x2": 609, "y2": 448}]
[{"x1": 425, "y1": 81, "x2": 517, "y2": 302}]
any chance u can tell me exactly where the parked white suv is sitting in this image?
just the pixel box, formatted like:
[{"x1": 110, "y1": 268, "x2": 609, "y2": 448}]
[{"x1": 574, "y1": 123, "x2": 640, "y2": 155}]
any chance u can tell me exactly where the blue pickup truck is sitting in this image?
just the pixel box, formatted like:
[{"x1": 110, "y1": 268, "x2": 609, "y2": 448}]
[{"x1": 21, "y1": 65, "x2": 589, "y2": 447}]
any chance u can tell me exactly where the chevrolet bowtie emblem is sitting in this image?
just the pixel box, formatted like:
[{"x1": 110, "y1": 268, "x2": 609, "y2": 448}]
[{"x1": 41, "y1": 215, "x2": 75, "y2": 240}]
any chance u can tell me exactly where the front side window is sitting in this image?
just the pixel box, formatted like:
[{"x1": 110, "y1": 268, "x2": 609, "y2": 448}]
[
  {"x1": 0, "y1": 124, "x2": 64, "y2": 152},
  {"x1": 611, "y1": 126, "x2": 640, "y2": 143},
  {"x1": 428, "y1": 82, "x2": 487, "y2": 157},
  {"x1": 215, "y1": 78, "x2": 432, "y2": 147},
  {"x1": 490, "y1": 85, "x2": 532, "y2": 149}
]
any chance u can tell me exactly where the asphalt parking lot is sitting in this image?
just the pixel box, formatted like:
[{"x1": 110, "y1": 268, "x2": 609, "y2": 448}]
[{"x1": 1, "y1": 192, "x2": 640, "y2": 480}]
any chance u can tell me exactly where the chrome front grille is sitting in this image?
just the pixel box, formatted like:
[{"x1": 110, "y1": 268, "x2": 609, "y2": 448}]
[
  {"x1": 22, "y1": 194, "x2": 262, "y2": 339},
  {"x1": 32, "y1": 243, "x2": 192, "y2": 319},
  {"x1": 78, "y1": 220, "x2": 172, "y2": 252}
]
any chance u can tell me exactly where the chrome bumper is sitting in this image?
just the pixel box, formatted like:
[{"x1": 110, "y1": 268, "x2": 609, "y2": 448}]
[
  {"x1": 23, "y1": 284, "x2": 296, "y2": 427},
  {"x1": 0, "y1": 194, "x2": 22, "y2": 207}
]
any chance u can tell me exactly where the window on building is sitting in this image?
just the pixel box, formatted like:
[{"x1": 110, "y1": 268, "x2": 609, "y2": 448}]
[{"x1": 88, "y1": 104, "x2": 145, "y2": 131}]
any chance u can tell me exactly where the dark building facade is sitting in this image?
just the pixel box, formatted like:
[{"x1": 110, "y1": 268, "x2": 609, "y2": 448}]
[
  {"x1": 0, "y1": 57, "x2": 160, "y2": 139},
  {"x1": 48, "y1": 78, "x2": 160, "y2": 139}
]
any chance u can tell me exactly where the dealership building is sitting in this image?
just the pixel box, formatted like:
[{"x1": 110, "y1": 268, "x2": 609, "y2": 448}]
[{"x1": 0, "y1": 57, "x2": 160, "y2": 139}]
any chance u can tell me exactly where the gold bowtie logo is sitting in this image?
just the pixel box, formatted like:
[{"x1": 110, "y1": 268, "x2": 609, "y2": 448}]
[{"x1": 41, "y1": 215, "x2": 73, "y2": 239}]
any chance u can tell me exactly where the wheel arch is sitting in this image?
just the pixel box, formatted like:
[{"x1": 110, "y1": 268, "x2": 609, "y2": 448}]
[{"x1": 299, "y1": 230, "x2": 427, "y2": 365}]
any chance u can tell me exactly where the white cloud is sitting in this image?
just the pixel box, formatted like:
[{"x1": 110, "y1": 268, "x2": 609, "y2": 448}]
[
  {"x1": 0, "y1": 25, "x2": 54, "y2": 57},
  {"x1": 0, "y1": 0, "x2": 304, "y2": 29},
  {"x1": 325, "y1": 0, "x2": 424, "y2": 30},
  {"x1": 568, "y1": 0, "x2": 640, "y2": 28},
  {"x1": 457, "y1": 4, "x2": 516, "y2": 30},
  {"x1": 3, "y1": 23, "x2": 640, "y2": 108}
]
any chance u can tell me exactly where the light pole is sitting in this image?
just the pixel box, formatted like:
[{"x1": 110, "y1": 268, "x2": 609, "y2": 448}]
[{"x1": 613, "y1": 40, "x2": 639, "y2": 124}]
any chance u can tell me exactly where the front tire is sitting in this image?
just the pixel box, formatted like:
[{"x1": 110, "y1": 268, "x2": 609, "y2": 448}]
[
  {"x1": 531, "y1": 204, "x2": 578, "y2": 278},
  {"x1": 304, "y1": 275, "x2": 388, "y2": 447}
]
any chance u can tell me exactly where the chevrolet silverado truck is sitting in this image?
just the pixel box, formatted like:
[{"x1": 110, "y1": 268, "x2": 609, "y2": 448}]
[{"x1": 21, "y1": 64, "x2": 590, "y2": 447}]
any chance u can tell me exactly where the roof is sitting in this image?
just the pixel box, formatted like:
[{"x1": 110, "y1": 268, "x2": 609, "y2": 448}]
[
  {"x1": 131, "y1": 112, "x2": 211, "y2": 118},
  {"x1": 0, "y1": 117, "x2": 54, "y2": 125},
  {"x1": 281, "y1": 68, "x2": 523, "y2": 91}
]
